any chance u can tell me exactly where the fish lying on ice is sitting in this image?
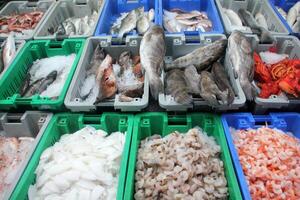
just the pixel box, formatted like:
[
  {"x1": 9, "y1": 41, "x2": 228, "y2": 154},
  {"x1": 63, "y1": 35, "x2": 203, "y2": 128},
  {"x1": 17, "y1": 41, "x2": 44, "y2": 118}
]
[
  {"x1": 165, "y1": 39, "x2": 227, "y2": 71},
  {"x1": 226, "y1": 31, "x2": 256, "y2": 100},
  {"x1": 88, "y1": 44, "x2": 107, "y2": 75},
  {"x1": 211, "y1": 62, "x2": 235, "y2": 105},
  {"x1": 199, "y1": 71, "x2": 228, "y2": 106},
  {"x1": 238, "y1": 9, "x2": 275, "y2": 44},
  {"x1": 165, "y1": 69, "x2": 192, "y2": 104},
  {"x1": 255, "y1": 12, "x2": 268, "y2": 30},
  {"x1": 286, "y1": 2, "x2": 300, "y2": 27},
  {"x1": 95, "y1": 54, "x2": 117, "y2": 103},
  {"x1": 140, "y1": 25, "x2": 165, "y2": 100}
]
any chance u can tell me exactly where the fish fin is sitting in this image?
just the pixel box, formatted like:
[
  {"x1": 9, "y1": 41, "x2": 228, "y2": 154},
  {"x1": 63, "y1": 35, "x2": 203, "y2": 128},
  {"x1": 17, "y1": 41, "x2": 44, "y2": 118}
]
[{"x1": 149, "y1": 74, "x2": 163, "y2": 100}]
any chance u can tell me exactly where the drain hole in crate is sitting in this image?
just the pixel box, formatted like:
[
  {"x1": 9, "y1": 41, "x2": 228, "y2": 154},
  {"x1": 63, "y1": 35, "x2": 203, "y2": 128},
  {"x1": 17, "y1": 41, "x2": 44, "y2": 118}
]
[
  {"x1": 39, "y1": 117, "x2": 46, "y2": 123},
  {"x1": 142, "y1": 119, "x2": 149, "y2": 125}
]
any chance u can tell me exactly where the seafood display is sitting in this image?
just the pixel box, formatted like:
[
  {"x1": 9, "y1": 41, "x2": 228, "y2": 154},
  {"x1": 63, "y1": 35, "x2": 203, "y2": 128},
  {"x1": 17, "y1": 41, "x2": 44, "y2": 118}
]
[
  {"x1": 135, "y1": 128, "x2": 228, "y2": 199},
  {"x1": 226, "y1": 31, "x2": 256, "y2": 101},
  {"x1": 79, "y1": 44, "x2": 144, "y2": 103},
  {"x1": 20, "y1": 54, "x2": 75, "y2": 98},
  {"x1": 48, "y1": 11, "x2": 98, "y2": 36},
  {"x1": 140, "y1": 25, "x2": 165, "y2": 100},
  {"x1": 164, "y1": 38, "x2": 235, "y2": 107},
  {"x1": 110, "y1": 7, "x2": 154, "y2": 37},
  {"x1": 0, "y1": 33, "x2": 16, "y2": 74},
  {"x1": 28, "y1": 126, "x2": 125, "y2": 200},
  {"x1": 254, "y1": 50, "x2": 300, "y2": 98},
  {"x1": 0, "y1": 11, "x2": 44, "y2": 37},
  {"x1": 275, "y1": 1, "x2": 300, "y2": 32},
  {"x1": 0, "y1": 136, "x2": 34, "y2": 199},
  {"x1": 231, "y1": 127, "x2": 300, "y2": 199},
  {"x1": 163, "y1": 9, "x2": 213, "y2": 33}
]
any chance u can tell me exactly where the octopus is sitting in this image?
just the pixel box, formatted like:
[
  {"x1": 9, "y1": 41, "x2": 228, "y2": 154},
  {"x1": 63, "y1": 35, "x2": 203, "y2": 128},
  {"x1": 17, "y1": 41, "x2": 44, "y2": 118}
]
[{"x1": 134, "y1": 128, "x2": 228, "y2": 200}]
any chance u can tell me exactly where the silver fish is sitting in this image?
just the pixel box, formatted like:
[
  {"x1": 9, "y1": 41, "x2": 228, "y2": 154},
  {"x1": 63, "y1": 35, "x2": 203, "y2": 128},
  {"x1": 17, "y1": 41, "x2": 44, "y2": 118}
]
[
  {"x1": 55, "y1": 23, "x2": 66, "y2": 35},
  {"x1": 184, "y1": 65, "x2": 201, "y2": 94},
  {"x1": 238, "y1": 9, "x2": 275, "y2": 44},
  {"x1": 2, "y1": 33, "x2": 16, "y2": 69},
  {"x1": 276, "y1": 6, "x2": 287, "y2": 20},
  {"x1": 224, "y1": 8, "x2": 243, "y2": 26},
  {"x1": 140, "y1": 25, "x2": 165, "y2": 100},
  {"x1": 63, "y1": 21, "x2": 76, "y2": 36},
  {"x1": 199, "y1": 71, "x2": 228, "y2": 106},
  {"x1": 118, "y1": 7, "x2": 144, "y2": 37},
  {"x1": 211, "y1": 62, "x2": 235, "y2": 105},
  {"x1": 166, "y1": 39, "x2": 227, "y2": 71},
  {"x1": 166, "y1": 69, "x2": 192, "y2": 104},
  {"x1": 226, "y1": 31, "x2": 256, "y2": 100},
  {"x1": 23, "y1": 71, "x2": 57, "y2": 97},
  {"x1": 137, "y1": 15, "x2": 151, "y2": 34},
  {"x1": 255, "y1": 12, "x2": 268, "y2": 30},
  {"x1": 88, "y1": 44, "x2": 106, "y2": 75},
  {"x1": 287, "y1": 2, "x2": 300, "y2": 27}
]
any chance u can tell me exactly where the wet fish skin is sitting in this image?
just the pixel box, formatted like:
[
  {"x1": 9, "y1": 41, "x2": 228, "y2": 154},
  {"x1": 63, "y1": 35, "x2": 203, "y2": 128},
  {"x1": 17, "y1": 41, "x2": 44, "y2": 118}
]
[
  {"x1": 224, "y1": 8, "x2": 243, "y2": 26},
  {"x1": 238, "y1": 9, "x2": 275, "y2": 44},
  {"x1": 38, "y1": 71, "x2": 57, "y2": 94},
  {"x1": 166, "y1": 69, "x2": 192, "y2": 104},
  {"x1": 137, "y1": 15, "x2": 150, "y2": 34},
  {"x1": 184, "y1": 65, "x2": 201, "y2": 94},
  {"x1": 166, "y1": 39, "x2": 227, "y2": 71},
  {"x1": 55, "y1": 23, "x2": 66, "y2": 35},
  {"x1": 227, "y1": 31, "x2": 256, "y2": 100},
  {"x1": 211, "y1": 62, "x2": 235, "y2": 105},
  {"x1": 89, "y1": 44, "x2": 106, "y2": 75},
  {"x1": 199, "y1": 71, "x2": 228, "y2": 106},
  {"x1": 118, "y1": 51, "x2": 132, "y2": 70},
  {"x1": 118, "y1": 7, "x2": 144, "y2": 37},
  {"x1": 140, "y1": 25, "x2": 166, "y2": 100},
  {"x1": 3, "y1": 33, "x2": 16, "y2": 69},
  {"x1": 64, "y1": 21, "x2": 76, "y2": 36}
]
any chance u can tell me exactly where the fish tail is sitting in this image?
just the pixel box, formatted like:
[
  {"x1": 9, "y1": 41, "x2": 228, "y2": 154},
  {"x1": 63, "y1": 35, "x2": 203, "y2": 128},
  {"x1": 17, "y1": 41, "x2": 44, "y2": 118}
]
[
  {"x1": 149, "y1": 74, "x2": 163, "y2": 100},
  {"x1": 227, "y1": 88, "x2": 235, "y2": 105}
]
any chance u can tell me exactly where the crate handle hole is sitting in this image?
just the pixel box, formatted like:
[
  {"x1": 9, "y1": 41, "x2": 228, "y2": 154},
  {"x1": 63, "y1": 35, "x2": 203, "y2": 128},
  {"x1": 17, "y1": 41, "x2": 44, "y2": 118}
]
[
  {"x1": 142, "y1": 119, "x2": 149, "y2": 125},
  {"x1": 38, "y1": 117, "x2": 46, "y2": 123}
]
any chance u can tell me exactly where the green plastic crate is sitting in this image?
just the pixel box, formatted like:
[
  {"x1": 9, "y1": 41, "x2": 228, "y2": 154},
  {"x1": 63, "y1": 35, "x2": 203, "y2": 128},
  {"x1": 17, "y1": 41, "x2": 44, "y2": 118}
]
[
  {"x1": 10, "y1": 112, "x2": 134, "y2": 200},
  {"x1": 124, "y1": 112, "x2": 242, "y2": 200},
  {"x1": 0, "y1": 39, "x2": 85, "y2": 111}
]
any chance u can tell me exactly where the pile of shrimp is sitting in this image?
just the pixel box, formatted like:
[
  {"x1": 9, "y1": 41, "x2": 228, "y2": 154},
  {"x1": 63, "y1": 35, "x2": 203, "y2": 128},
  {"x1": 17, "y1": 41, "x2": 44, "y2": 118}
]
[
  {"x1": 135, "y1": 128, "x2": 228, "y2": 199},
  {"x1": 232, "y1": 127, "x2": 300, "y2": 199}
]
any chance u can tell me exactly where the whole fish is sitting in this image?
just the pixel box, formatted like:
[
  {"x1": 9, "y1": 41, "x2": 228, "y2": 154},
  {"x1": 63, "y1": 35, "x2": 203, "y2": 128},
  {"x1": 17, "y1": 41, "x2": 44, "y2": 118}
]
[
  {"x1": 2, "y1": 33, "x2": 16, "y2": 69},
  {"x1": 238, "y1": 9, "x2": 275, "y2": 44},
  {"x1": 199, "y1": 71, "x2": 228, "y2": 106},
  {"x1": 118, "y1": 7, "x2": 144, "y2": 37},
  {"x1": 137, "y1": 15, "x2": 151, "y2": 34},
  {"x1": 224, "y1": 8, "x2": 243, "y2": 26},
  {"x1": 211, "y1": 62, "x2": 235, "y2": 105},
  {"x1": 140, "y1": 25, "x2": 165, "y2": 100},
  {"x1": 55, "y1": 23, "x2": 66, "y2": 35},
  {"x1": 89, "y1": 44, "x2": 106, "y2": 75},
  {"x1": 166, "y1": 69, "x2": 192, "y2": 104},
  {"x1": 23, "y1": 71, "x2": 57, "y2": 97},
  {"x1": 287, "y1": 2, "x2": 300, "y2": 27},
  {"x1": 166, "y1": 39, "x2": 227, "y2": 71},
  {"x1": 95, "y1": 54, "x2": 117, "y2": 103},
  {"x1": 63, "y1": 21, "x2": 76, "y2": 36},
  {"x1": 184, "y1": 65, "x2": 201, "y2": 94},
  {"x1": 255, "y1": 12, "x2": 268, "y2": 30},
  {"x1": 276, "y1": 6, "x2": 287, "y2": 20},
  {"x1": 226, "y1": 31, "x2": 256, "y2": 100}
]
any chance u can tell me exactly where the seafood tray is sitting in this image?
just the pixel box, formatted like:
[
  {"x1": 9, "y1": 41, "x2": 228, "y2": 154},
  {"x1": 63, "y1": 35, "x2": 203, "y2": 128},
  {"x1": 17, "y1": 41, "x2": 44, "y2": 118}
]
[
  {"x1": 0, "y1": 111, "x2": 52, "y2": 200},
  {"x1": 10, "y1": 113, "x2": 134, "y2": 200},
  {"x1": 242, "y1": 35, "x2": 300, "y2": 113},
  {"x1": 65, "y1": 36, "x2": 149, "y2": 112},
  {"x1": 34, "y1": 0, "x2": 104, "y2": 40},
  {"x1": 215, "y1": 0, "x2": 290, "y2": 35},
  {"x1": 158, "y1": 34, "x2": 246, "y2": 111},
  {"x1": 94, "y1": 0, "x2": 159, "y2": 37},
  {"x1": 159, "y1": 0, "x2": 224, "y2": 35},
  {"x1": 0, "y1": 0, "x2": 55, "y2": 40},
  {"x1": 0, "y1": 39, "x2": 25, "y2": 80},
  {"x1": 124, "y1": 112, "x2": 242, "y2": 200},
  {"x1": 0, "y1": 39, "x2": 85, "y2": 111},
  {"x1": 221, "y1": 112, "x2": 300, "y2": 200},
  {"x1": 269, "y1": 0, "x2": 300, "y2": 38}
]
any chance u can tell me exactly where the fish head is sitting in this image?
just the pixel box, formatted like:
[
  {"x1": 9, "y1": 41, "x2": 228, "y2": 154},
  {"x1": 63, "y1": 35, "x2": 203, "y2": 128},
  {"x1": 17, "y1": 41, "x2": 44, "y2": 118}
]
[
  {"x1": 47, "y1": 70, "x2": 58, "y2": 79},
  {"x1": 118, "y1": 51, "x2": 131, "y2": 66},
  {"x1": 135, "y1": 6, "x2": 145, "y2": 17},
  {"x1": 94, "y1": 44, "x2": 106, "y2": 61}
]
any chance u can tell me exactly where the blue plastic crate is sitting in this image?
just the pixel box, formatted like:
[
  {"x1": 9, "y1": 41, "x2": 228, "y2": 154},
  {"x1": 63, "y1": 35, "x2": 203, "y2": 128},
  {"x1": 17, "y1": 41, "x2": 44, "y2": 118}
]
[
  {"x1": 269, "y1": 0, "x2": 299, "y2": 38},
  {"x1": 94, "y1": 0, "x2": 159, "y2": 37},
  {"x1": 221, "y1": 112, "x2": 300, "y2": 200},
  {"x1": 160, "y1": 0, "x2": 224, "y2": 35}
]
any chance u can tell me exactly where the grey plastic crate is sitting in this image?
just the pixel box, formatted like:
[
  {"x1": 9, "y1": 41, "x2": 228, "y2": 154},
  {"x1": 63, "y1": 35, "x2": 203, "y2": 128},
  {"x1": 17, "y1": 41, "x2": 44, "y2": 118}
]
[
  {"x1": 238, "y1": 35, "x2": 300, "y2": 113},
  {"x1": 34, "y1": 0, "x2": 104, "y2": 40},
  {"x1": 0, "y1": 0, "x2": 55, "y2": 40},
  {"x1": 65, "y1": 36, "x2": 149, "y2": 112},
  {"x1": 158, "y1": 34, "x2": 246, "y2": 111},
  {"x1": 0, "y1": 111, "x2": 52, "y2": 200},
  {"x1": 215, "y1": 0, "x2": 289, "y2": 35},
  {"x1": 0, "y1": 39, "x2": 25, "y2": 80}
]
